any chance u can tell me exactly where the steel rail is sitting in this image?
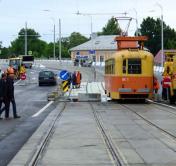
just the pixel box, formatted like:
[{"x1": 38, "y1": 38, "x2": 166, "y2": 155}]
[
  {"x1": 86, "y1": 82, "x2": 122, "y2": 165},
  {"x1": 121, "y1": 104, "x2": 176, "y2": 141},
  {"x1": 147, "y1": 99, "x2": 176, "y2": 116},
  {"x1": 26, "y1": 87, "x2": 74, "y2": 166},
  {"x1": 28, "y1": 87, "x2": 74, "y2": 165},
  {"x1": 26, "y1": 103, "x2": 66, "y2": 166},
  {"x1": 90, "y1": 103, "x2": 123, "y2": 166}
]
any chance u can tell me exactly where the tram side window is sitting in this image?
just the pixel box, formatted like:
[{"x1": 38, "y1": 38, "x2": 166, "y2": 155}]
[
  {"x1": 128, "y1": 59, "x2": 141, "y2": 74},
  {"x1": 123, "y1": 59, "x2": 126, "y2": 73},
  {"x1": 105, "y1": 60, "x2": 115, "y2": 74}
]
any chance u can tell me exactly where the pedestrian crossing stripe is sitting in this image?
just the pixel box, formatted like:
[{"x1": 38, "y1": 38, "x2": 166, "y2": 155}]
[{"x1": 62, "y1": 81, "x2": 69, "y2": 92}]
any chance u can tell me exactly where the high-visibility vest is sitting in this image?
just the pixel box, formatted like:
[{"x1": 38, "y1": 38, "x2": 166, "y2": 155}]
[
  {"x1": 76, "y1": 72, "x2": 81, "y2": 84},
  {"x1": 162, "y1": 76, "x2": 171, "y2": 88},
  {"x1": 20, "y1": 66, "x2": 26, "y2": 74}
]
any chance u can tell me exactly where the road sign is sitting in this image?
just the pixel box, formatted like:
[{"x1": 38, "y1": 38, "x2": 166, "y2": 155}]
[
  {"x1": 28, "y1": 50, "x2": 32, "y2": 55},
  {"x1": 59, "y1": 70, "x2": 69, "y2": 80},
  {"x1": 62, "y1": 80, "x2": 69, "y2": 92},
  {"x1": 20, "y1": 74, "x2": 26, "y2": 80},
  {"x1": 89, "y1": 50, "x2": 95, "y2": 54}
]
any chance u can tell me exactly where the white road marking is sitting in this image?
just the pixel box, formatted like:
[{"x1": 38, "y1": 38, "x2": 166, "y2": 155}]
[
  {"x1": 14, "y1": 79, "x2": 22, "y2": 85},
  {"x1": 32, "y1": 101, "x2": 54, "y2": 117}
]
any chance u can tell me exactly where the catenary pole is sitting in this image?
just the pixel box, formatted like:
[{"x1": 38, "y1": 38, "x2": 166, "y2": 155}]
[{"x1": 25, "y1": 22, "x2": 27, "y2": 56}]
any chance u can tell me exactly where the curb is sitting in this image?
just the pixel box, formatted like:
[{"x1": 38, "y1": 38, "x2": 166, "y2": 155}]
[{"x1": 8, "y1": 102, "x2": 65, "y2": 166}]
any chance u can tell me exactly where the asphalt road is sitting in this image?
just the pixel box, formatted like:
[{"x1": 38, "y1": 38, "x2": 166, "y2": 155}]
[
  {"x1": 0, "y1": 65, "x2": 59, "y2": 166},
  {"x1": 0, "y1": 61, "x2": 102, "y2": 166}
]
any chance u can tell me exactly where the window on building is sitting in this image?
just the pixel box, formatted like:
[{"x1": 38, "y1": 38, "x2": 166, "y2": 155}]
[
  {"x1": 93, "y1": 56, "x2": 96, "y2": 62},
  {"x1": 128, "y1": 58, "x2": 141, "y2": 74},
  {"x1": 100, "y1": 56, "x2": 104, "y2": 62}
]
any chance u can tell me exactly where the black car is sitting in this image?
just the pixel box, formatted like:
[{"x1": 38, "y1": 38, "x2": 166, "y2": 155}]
[{"x1": 38, "y1": 70, "x2": 57, "y2": 86}]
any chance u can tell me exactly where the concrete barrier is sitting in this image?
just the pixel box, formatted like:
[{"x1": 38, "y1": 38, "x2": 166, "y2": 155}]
[{"x1": 78, "y1": 93, "x2": 101, "y2": 102}]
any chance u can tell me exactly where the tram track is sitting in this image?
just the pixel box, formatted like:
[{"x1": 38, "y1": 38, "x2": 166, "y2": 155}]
[
  {"x1": 28, "y1": 82, "x2": 140, "y2": 166},
  {"x1": 27, "y1": 86, "x2": 77, "y2": 166},
  {"x1": 90, "y1": 103, "x2": 124, "y2": 166},
  {"x1": 26, "y1": 102, "x2": 66, "y2": 166},
  {"x1": 84, "y1": 81, "x2": 123, "y2": 166},
  {"x1": 148, "y1": 99, "x2": 176, "y2": 116},
  {"x1": 31, "y1": 85, "x2": 124, "y2": 166},
  {"x1": 120, "y1": 104, "x2": 176, "y2": 143}
]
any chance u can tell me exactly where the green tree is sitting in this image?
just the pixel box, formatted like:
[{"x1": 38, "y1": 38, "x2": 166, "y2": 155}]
[
  {"x1": 140, "y1": 17, "x2": 176, "y2": 55},
  {"x1": 54, "y1": 32, "x2": 88, "y2": 59},
  {"x1": 98, "y1": 17, "x2": 122, "y2": 35},
  {"x1": 68, "y1": 32, "x2": 89, "y2": 48},
  {"x1": 10, "y1": 28, "x2": 47, "y2": 58},
  {"x1": 0, "y1": 47, "x2": 10, "y2": 59},
  {"x1": 45, "y1": 43, "x2": 54, "y2": 59}
]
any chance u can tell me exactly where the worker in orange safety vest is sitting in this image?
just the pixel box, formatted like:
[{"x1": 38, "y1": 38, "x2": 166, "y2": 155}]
[
  {"x1": 19, "y1": 64, "x2": 26, "y2": 79},
  {"x1": 75, "y1": 71, "x2": 82, "y2": 88}
]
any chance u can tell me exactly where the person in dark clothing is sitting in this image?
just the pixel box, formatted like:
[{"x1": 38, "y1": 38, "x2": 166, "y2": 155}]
[
  {"x1": 67, "y1": 72, "x2": 72, "y2": 88},
  {"x1": 6, "y1": 75, "x2": 20, "y2": 119},
  {"x1": 72, "y1": 72, "x2": 77, "y2": 89},
  {"x1": 0, "y1": 73, "x2": 8, "y2": 119}
]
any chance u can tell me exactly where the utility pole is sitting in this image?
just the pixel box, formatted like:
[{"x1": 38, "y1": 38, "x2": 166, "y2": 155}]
[
  {"x1": 156, "y1": 3, "x2": 164, "y2": 67},
  {"x1": 53, "y1": 23, "x2": 56, "y2": 59},
  {"x1": 59, "y1": 18, "x2": 61, "y2": 61},
  {"x1": 25, "y1": 22, "x2": 27, "y2": 56},
  {"x1": 161, "y1": 13, "x2": 164, "y2": 67},
  {"x1": 42, "y1": 10, "x2": 56, "y2": 59}
]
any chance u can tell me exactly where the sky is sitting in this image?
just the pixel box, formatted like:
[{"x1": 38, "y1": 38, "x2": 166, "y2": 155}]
[{"x1": 0, "y1": 0, "x2": 175, "y2": 47}]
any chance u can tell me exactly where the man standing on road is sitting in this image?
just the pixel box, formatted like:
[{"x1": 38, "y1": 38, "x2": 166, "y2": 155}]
[
  {"x1": 72, "y1": 71, "x2": 77, "y2": 89},
  {"x1": 6, "y1": 75, "x2": 20, "y2": 119},
  {"x1": 6, "y1": 64, "x2": 15, "y2": 78},
  {"x1": 0, "y1": 73, "x2": 8, "y2": 119}
]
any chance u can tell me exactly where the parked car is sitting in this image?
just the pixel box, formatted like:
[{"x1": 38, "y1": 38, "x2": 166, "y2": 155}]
[
  {"x1": 38, "y1": 70, "x2": 57, "y2": 86},
  {"x1": 82, "y1": 60, "x2": 92, "y2": 67}
]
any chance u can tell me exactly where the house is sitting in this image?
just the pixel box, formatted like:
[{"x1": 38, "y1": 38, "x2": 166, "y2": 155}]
[{"x1": 70, "y1": 35, "x2": 117, "y2": 63}]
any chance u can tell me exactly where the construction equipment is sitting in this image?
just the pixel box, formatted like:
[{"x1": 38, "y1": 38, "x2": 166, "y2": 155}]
[{"x1": 161, "y1": 51, "x2": 176, "y2": 104}]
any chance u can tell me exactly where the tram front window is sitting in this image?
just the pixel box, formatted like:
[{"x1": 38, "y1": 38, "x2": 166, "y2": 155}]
[{"x1": 128, "y1": 59, "x2": 141, "y2": 74}]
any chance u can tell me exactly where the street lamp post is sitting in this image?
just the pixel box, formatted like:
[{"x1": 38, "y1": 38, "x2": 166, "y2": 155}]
[
  {"x1": 59, "y1": 18, "x2": 62, "y2": 61},
  {"x1": 25, "y1": 22, "x2": 27, "y2": 56},
  {"x1": 156, "y1": 3, "x2": 164, "y2": 67},
  {"x1": 76, "y1": 11, "x2": 93, "y2": 38},
  {"x1": 50, "y1": 17, "x2": 56, "y2": 60},
  {"x1": 43, "y1": 10, "x2": 56, "y2": 59},
  {"x1": 53, "y1": 22, "x2": 56, "y2": 60}
]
